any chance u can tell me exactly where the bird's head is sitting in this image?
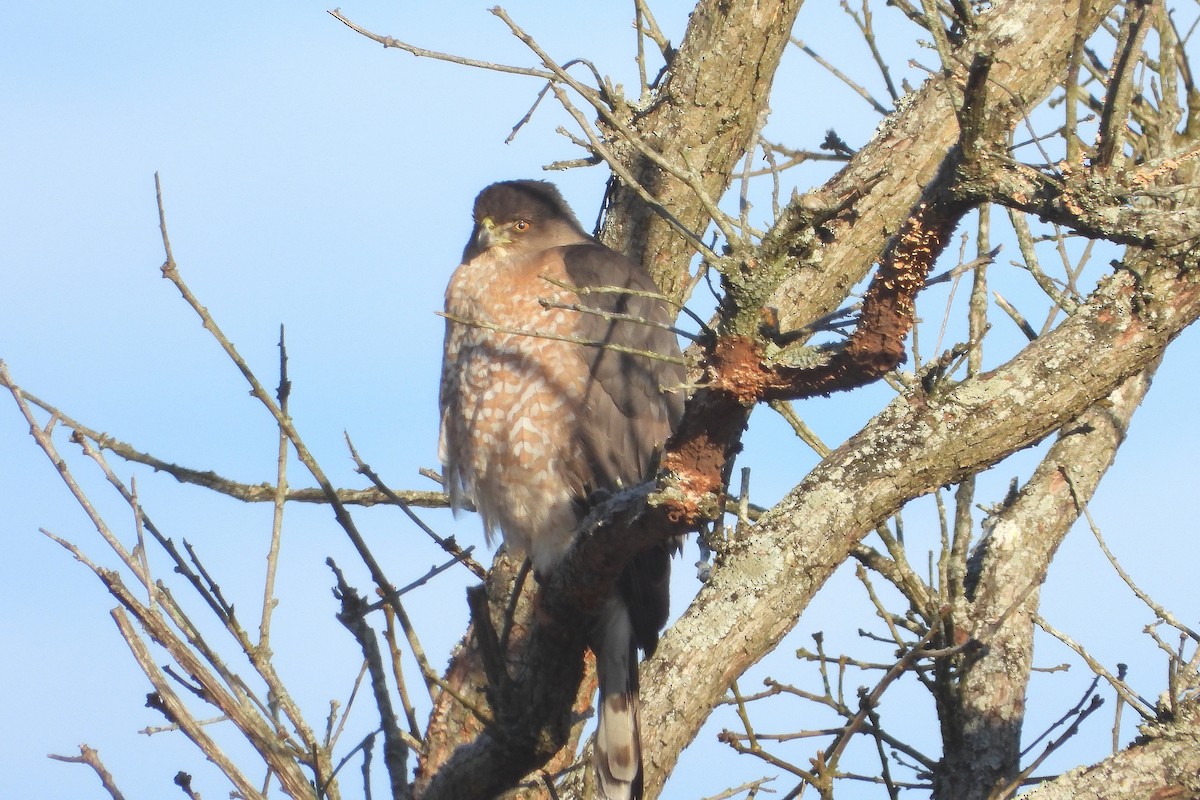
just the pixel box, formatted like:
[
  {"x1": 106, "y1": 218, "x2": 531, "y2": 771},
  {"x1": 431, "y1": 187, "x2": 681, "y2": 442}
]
[{"x1": 461, "y1": 180, "x2": 592, "y2": 263}]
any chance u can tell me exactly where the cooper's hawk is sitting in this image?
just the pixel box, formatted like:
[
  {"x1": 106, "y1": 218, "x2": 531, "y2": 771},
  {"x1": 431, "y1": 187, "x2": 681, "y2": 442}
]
[{"x1": 438, "y1": 180, "x2": 684, "y2": 799}]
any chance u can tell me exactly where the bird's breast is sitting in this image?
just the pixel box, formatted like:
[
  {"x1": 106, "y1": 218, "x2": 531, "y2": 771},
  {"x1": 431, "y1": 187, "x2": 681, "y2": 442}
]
[{"x1": 441, "y1": 252, "x2": 593, "y2": 570}]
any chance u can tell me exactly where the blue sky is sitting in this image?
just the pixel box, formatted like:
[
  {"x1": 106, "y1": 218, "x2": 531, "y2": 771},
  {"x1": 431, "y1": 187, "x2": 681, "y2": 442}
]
[{"x1": 2, "y1": 2, "x2": 1197, "y2": 798}]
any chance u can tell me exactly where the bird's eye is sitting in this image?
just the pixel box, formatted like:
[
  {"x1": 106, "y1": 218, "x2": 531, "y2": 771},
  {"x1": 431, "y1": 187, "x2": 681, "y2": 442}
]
[{"x1": 513, "y1": 220, "x2": 531, "y2": 232}]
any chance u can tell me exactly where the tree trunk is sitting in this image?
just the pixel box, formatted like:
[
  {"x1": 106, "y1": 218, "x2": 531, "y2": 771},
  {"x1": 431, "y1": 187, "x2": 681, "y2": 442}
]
[{"x1": 934, "y1": 364, "x2": 1158, "y2": 799}]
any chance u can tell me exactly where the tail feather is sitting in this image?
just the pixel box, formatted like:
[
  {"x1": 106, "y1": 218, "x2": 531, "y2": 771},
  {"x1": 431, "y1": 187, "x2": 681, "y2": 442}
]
[
  {"x1": 593, "y1": 597, "x2": 643, "y2": 800},
  {"x1": 593, "y1": 543, "x2": 675, "y2": 799}
]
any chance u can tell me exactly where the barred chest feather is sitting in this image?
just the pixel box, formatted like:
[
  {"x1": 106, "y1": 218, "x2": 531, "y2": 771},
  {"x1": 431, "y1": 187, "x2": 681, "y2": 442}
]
[{"x1": 439, "y1": 248, "x2": 592, "y2": 573}]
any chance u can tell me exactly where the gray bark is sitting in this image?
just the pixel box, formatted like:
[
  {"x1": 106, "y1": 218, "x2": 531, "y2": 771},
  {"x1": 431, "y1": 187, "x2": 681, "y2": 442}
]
[
  {"x1": 934, "y1": 363, "x2": 1159, "y2": 799},
  {"x1": 1021, "y1": 700, "x2": 1200, "y2": 800}
]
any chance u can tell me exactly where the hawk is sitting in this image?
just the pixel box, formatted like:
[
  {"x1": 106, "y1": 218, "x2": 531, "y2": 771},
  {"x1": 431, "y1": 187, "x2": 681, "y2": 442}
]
[{"x1": 438, "y1": 180, "x2": 685, "y2": 799}]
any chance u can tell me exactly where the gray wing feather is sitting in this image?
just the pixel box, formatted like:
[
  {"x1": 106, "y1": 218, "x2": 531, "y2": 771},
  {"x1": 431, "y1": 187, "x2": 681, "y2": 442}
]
[
  {"x1": 561, "y1": 244, "x2": 685, "y2": 492},
  {"x1": 563, "y1": 242, "x2": 683, "y2": 673}
]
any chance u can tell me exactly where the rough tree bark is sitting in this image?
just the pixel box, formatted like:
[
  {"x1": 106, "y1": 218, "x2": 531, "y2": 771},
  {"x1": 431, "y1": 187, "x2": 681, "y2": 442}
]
[
  {"x1": 597, "y1": 0, "x2": 805, "y2": 302},
  {"x1": 14, "y1": 0, "x2": 1195, "y2": 798},
  {"x1": 1024, "y1": 699, "x2": 1200, "y2": 799},
  {"x1": 632, "y1": 251, "x2": 1200, "y2": 798},
  {"x1": 933, "y1": 364, "x2": 1159, "y2": 799},
  {"x1": 412, "y1": 0, "x2": 1200, "y2": 796}
]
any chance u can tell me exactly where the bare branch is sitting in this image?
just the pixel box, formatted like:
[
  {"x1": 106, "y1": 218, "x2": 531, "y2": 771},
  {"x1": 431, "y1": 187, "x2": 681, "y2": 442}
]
[
  {"x1": 327, "y1": 8, "x2": 554, "y2": 80},
  {"x1": 1095, "y1": 0, "x2": 1156, "y2": 169},
  {"x1": 346, "y1": 435, "x2": 486, "y2": 580},
  {"x1": 0, "y1": 372, "x2": 451, "y2": 509},
  {"x1": 48, "y1": 746, "x2": 127, "y2": 800},
  {"x1": 260, "y1": 325, "x2": 291, "y2": 647},
  {"x1": 328, "y1": 560, "x2": 412, "y2": 800},
  {"x1": 1064, "y1": 471, "x2": 1200, "y2": 643},
  {"x1": 155, "y1": 174, "x2": 409, "y2": 631},
  {"x1": 792, "y1": 37, "x2": 891, "y2": 115},
  {"x1": 1035, "y1": 614, "x2": 1156, "y2": 721}
]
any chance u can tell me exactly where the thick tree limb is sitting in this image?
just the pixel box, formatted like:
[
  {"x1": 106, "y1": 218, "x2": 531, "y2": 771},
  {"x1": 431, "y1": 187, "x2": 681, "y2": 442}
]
[
  {"x1": 418, "y1": 1, "x2": 1152, "y2": 795},
  {"x1": 959, "y1": 153, "x2": 1200, "y2": 248},
  {"x1": 598, "y1": 0, "x2": 806, "y2": 301},
  {"x1": 1019, "y1": 699, "x2": 1200, "y2": 800},
  {"x1": 766, "y1": 0, "x2": 1122, "y2": 334},
  {"x1": 935, "y1": 362, "x2": 1159, "y2": 799},
  {"x1": 636, "y1": 251, "x2": 1200, "y2": 795}
]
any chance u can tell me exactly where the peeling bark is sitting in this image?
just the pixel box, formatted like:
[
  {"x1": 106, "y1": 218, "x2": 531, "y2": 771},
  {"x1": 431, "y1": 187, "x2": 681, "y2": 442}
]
[
  {"x1": 412, "y1": 0, "x2": 1200, "y2": 796},
  {"x1": 636, "y1": 254, "x2": 1200, "y2": 797},
  {"x1": 766, "y1": 0, "x2": 1121, "y2": 333}
]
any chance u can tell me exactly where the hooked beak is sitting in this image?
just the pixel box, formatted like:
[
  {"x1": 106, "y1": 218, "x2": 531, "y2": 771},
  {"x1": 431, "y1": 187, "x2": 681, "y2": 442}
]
[{"x1": 475, "y1": 217, "x2": 507, "y2": 251}]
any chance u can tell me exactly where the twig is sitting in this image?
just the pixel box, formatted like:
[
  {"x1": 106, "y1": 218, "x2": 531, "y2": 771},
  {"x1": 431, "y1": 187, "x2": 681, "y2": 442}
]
[
  {"x1": 863, "y1": 700, "x2": 899, "y2": 799},
  {"x1": 62, "y1": 431, "x2": 226, "y2": 629},
  {"x1": 1034, "y1": 613, "x2": 1155, "y2": 719},
  {"x1": 386, "y1": 592, "x2": 442, "y2": 707},
  {"x1": 173, "y1": 772, "x2": 202, "y2": 800},
  {"x1": 327, "y1": 660, "x2": 369, "y2": 752},
  {"x1": 437, "y1": 310, "x2": 687, "y2": 365},
  {"x1": 260, "y1": 325, "x2": 290, "y2": 647},
  {"x1": 1005, "y1": 208, "x2": 1077, "y2": 321},
  {"x1": 56, "y1": 428, "x2": 315, "y2": 759},
  {"x1": 326, "y1": 730, "x2": 388, "y2": 792},
  {"x1": 0, "y1": 372, "x2": 452, "y2": 509},
  {"x1": 491, "y1": 6, "x2": 747, "y2": 254},
  {"x1": 155, "y1": 174, "x2": 409, "y2": 633},
  {"x1": 1, "y1": 361, "x2": 141, "y2": 580},
  {"x1": 919, "y1": 0, "x2": 957, "y2": 87},
  {"x1": 395, "y1": 550, "x2": 480, "y2": 597},
  {"x1": 852, "y1": 536, "x2": 935, "y2": 625},
  {"x1": 48, "y1": 746, "x2": 127, "y2": 800},
  {"x1": 993, "y1": 291, "x2": 1039, "y2": 341},
  {"x1": 855, "y1": 565, "x2": 913, "y2": 655},
  {"x1": 996, "y1": 687, "x2": 1104, "y2": 798},
  {"x1": 821, "y1": 627, "x2": 943, "y2": 771},
  {"x1": 346, "y1": 435, "x2": 486, "y2": 580},
  {"x1": 1056, "y1": 234, "x2": 1093, "y2": 320},
  {"x1": 182, "y1": 539, "x2": 236, "y2": 622},
  {"x1": 747, "y1": 143, "x2": 848, "y2": 177},
  {"x1": 931, "y1": 230, "x2": 971, "y2": 360},
  {"x1": 549, "y1": 97, "x2": 718, "y2": 258},
  {"x1": 1095, "y1": 0, "x2": 1154, "y2": 169},
  {"x1": 328, "y1": 560, "x2": 412, "y2": 800},
  {"x1": 49, "y1": 516, "x2": 317, "y2": 793},
  {"x1": 536, "y1": 297, "x2": 703, "y2": 342},
  {"x1": 634, "y1": 0, "x2": 673, "y2": 72},
  {"x1": 1063, "y1": 470, "x2": 1200, "y2": 643},
  {"x1": 538, "y1": 272, "x2": 715, "y2": 336},
  {"x1": 130, "y1": 476, "x2": 153, "y2": 610},
  {"x1": 699, "y1": 776, "x2": 777, "y2": 800},
  {"x1": 327, "y1": 8, "x2": 554, "y2": 80},
  {"x1": 111, "y1": 607, "x2": 269, "y2": 800},
  {"x1": 508, "y1": 57, "x2": 607, "y2": 145},
  {"x1": 768, "y1": 400, "x2": 831, "y2": 458},
  {"x1": 26, "y1": 410, "x2": 299, "y2": 743},
  {"x1": 382, "y1": 605, "x2": 425, "y2": 743},
  {"x1": 843, "y1": 0, "x2": 900, "y2": 103},
  {"x1": 729, "y1": 680, "x2": 760, "y2": 750},
  {"x1": 925, "y1": 249, "x2": 999, "y2": 287},
  {"x1": 792, "y1": 38, "x2": 890, "y2": 115},
  {"x1": 506, "y1": 81, "x2": 554, "y2": 144},
  {"x1": 1063, "y1": 0, "x2": 1091, "y2": 164}
]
